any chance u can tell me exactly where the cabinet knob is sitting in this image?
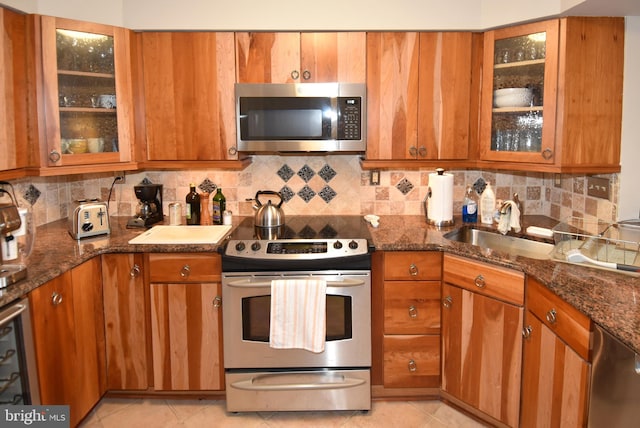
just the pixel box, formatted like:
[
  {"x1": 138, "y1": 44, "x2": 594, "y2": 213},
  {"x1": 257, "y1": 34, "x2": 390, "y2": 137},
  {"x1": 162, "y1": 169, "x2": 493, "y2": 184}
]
[
  {"x1": 291, "y1": 70, "x2": 300, "y2": 80},
  {"x1": 227, "y1": 146, "x2": 237, "y2": 156},
  {"x1": 180, "y1": 265, "x2": 191, "y2": 278},
  {"x1": 418, "y1": 146, "x2": 427, "y2": 158},
  {"x1": 541, "y1": 148, "x2": 553, "y2": 160},
  {"x1": 302, "y1": 70, "x2": 311, "y2": 80},
  {"x1": 442, "y1": 296, "x2": 453, "y2": 309},
  {"x1": 408, "y1": 146, "x2": 418, "y2": 158},
  {"x1": 474, "y1": 274, "x2": 486, "y2": 288},
  {"x1": 130, "y1": 264, "x2": 141, "y2": 278},
  {"x1": 213, "y1": 296, "x2": 222, "y2": 308},
  {"x1": 408, "y1": 263, "x2": 419, "y2": 276},
  {"x1": 51, "y1": 292, "x2": 63, "y2": 306},
  {"x1": 408, "y1": 305, "x2": 418, "y2": 319},
  {"x1": 408, "y1": 359, "x2": 417, "y2": 372},
  {"x1": 522, "y1": 325, "x2": 533, "y2": 339},
  {"x1": 49, "y1": 150, "x2": 61, "y2": 163},
  {"x1": 546, "y1": 308, "x2": 557, "y2": 324}
]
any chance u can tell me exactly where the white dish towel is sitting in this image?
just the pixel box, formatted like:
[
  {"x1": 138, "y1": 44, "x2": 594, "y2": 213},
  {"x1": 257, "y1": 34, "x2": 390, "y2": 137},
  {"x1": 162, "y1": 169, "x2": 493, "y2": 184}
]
[{"x1": 270, "y1": 278, "x2": 327, "y2": 353}]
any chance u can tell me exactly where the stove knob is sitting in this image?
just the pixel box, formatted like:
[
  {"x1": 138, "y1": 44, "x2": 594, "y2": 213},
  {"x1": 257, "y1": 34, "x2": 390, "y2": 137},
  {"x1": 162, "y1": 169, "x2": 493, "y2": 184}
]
[
  {"x1": 251, "y1": 241, "x2": 261, "y2": 251},
  {"x1": 348, "y1": 240, "x2": 359, "y2": 250},
  {"x1": 333, "y1": 241, "x2": 343, "y2": 249},
  {"x1": 235, "y1": 242, "x2": 246, "y2": 252}
]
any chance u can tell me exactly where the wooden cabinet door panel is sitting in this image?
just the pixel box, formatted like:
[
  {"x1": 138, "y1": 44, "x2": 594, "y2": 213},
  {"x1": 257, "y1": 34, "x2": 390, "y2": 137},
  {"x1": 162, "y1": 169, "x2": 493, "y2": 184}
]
[
  {"x1": 383, "y1": 335, "x2": 440, "y2": 388},
  {"x1": 150, "y1": 282, "x2": 222, "y2": 390},
  {"x1": 384, "y1": 281, "x2": 441, "y2": 335},
  {"x1": 300, "y1": 32, "x2": 366, "y2": 83},
  {"x1": 235, "y1": 32, "x2": 300, "y2": 83},
  {"x1": 521, "y1": 311, "x2": 590, "y2": 428},
  {"x1": 442, "y1": 283, "x2": 523, "y2": 427},
  {"x1": 102, "y1": 253, "x2": 148, "y2": 390}
]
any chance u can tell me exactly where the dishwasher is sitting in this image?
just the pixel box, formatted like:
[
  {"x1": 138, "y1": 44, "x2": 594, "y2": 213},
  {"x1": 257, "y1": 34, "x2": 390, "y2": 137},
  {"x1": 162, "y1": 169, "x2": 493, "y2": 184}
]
[{"x1": 589, "y1": 324, "x2": 640, "y2": 427}]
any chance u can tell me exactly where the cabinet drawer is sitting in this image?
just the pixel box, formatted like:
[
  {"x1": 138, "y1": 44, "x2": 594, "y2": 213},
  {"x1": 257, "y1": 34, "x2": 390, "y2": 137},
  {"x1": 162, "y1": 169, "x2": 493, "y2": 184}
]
[
  {"x1": 443, "y1": 254, "x2": 524, "y2": 305},
  {"x1": 384, "y1": 281, "x2": 441, "y2": 335},
  {"x1": 384, "y1": 252, "x2": 442, "y2": 281},
  {"x1": 383, "y1": 335, "x2": 440, "y2": 388},
  {"x1": 526, "y1": 277, "x2": 592, "y2": 360},
  {"x1": 148, "y1": 253, "x2": 221, "y2": 283}
]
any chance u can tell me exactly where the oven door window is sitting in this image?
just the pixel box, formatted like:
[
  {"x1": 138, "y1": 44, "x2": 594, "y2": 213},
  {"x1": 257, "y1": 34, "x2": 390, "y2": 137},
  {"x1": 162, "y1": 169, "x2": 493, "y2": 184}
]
[
  {"x1": 239, "y1": 97, "x2": 333, "y2": 141},
  {"x1": 241, "y1": 294, "x2": 352, "y2": 342}
]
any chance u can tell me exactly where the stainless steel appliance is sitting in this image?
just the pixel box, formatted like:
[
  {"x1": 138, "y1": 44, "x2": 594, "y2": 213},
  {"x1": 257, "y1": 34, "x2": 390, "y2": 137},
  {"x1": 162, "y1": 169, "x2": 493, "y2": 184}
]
[
  {"x1": 127, "y1": 183, "x2": 164, "y2": 228},
  {"x1": 588, "y1": 324, "x2": 640, "y2": 427},
  {"x1": 0, "y1": 298, "x2": 40, "y2": 406},
  {"x1": 68, "y1": 199, "x2": 111, "y2": 239},
  {"x1": 235, "y1": 83, "x2": 366, "y2": 153},
  {"x1": 221, "y1": 216, "x2": 373, "y2": 412}
]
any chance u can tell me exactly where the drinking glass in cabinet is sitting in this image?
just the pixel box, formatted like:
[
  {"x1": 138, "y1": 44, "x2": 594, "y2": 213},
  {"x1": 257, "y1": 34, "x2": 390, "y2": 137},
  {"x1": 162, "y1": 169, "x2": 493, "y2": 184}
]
[{"x1": 56, "y1": 29, "x2": 114, "y2": 74}]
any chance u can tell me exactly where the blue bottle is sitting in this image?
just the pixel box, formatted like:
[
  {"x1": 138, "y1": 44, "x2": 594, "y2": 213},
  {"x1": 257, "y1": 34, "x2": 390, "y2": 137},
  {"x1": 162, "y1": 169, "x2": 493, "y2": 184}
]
[{"x1": 462, "y1": 185, "x2": 478, "y2": 223}]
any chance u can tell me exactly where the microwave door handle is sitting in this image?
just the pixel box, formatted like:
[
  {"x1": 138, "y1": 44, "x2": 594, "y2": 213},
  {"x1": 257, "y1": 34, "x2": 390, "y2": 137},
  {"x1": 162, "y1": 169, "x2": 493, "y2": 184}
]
[
  {"x1": 225, "y1": 277, "x2": 366, "y2": 288},
  {"x1": 331, "y1": 97, "x2": 338, "y2": 140}
]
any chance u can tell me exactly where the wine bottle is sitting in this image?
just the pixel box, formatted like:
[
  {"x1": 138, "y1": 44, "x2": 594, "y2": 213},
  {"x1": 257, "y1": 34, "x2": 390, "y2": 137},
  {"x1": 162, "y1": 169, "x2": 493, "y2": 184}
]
[
  {"x1": 212, "y1": 188, "x2": 226, "y2": 225},
  {"x1": 185, "y1": 183, "x2": 200, "y2": 225}
]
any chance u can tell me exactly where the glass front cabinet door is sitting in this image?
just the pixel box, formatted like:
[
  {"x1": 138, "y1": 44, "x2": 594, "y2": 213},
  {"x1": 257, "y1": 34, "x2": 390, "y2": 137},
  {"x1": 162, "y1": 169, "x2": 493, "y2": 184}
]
[
  {"x1": 479, "y1": 20, "x2": 559, "y2": 164},
  {"x1": 40, "y1": 16, "x2": 134, "y2": 167}
]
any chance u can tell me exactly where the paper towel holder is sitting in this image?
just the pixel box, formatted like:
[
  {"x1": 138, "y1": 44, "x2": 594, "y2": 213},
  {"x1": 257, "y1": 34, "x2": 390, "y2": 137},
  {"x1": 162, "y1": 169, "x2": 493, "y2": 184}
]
[{"x1": 424, "y1": 168, "x2": 455, "y2": 228}]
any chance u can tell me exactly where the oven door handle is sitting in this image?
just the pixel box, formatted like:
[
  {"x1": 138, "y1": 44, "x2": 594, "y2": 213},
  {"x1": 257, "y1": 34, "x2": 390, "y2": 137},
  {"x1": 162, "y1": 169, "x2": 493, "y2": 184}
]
[
  {"x1": 0, "y1": 303, "x2": 27, "y2": 326},
  {"x1": 230, "y1": 376, "x2": 366, "y2": 391},
  {"x1": 224, "y1": 277, "x2": 366, "y2": 288}
]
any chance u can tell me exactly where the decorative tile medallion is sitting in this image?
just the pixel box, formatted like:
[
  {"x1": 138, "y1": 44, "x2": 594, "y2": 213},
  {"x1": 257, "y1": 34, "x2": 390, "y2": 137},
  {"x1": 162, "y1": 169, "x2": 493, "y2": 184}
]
[
  {"x1": 199, "y1": 178, "x2": 217, "y2": 194},
  {"x1": 279, "y1": 186, "x2": 295, "y2": 203},
  {"x1": 318, "y1": 185, "x2": 337, "y2": 203},
  {"x1": 297, "y1": 185, "x2": 316, "y2": 203},
  {"x1": 318, "y1": 164, "x2": 337, "y2": 182},
  {"x1": 297, "y1": 165, "x2": 315, "y2": 183},
  {"x1": 277, "y1": 164, "x2": 295, "y2": 182},
  {"x1": 24, "y1": 184, "x2": 41, "y2": 205},
  {"x1": 473, "y1": 177, "x2": 487, "y2": 195},
  {"x1": 396, "y1": 178, "x2": 414, "y2": 195}
]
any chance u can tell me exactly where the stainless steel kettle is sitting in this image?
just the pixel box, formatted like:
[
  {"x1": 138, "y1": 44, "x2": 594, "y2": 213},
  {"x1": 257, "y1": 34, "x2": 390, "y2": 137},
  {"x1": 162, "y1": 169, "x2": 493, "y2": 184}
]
[{"x1": 252, "y1": 191, "x2": 285, "y2": 228}]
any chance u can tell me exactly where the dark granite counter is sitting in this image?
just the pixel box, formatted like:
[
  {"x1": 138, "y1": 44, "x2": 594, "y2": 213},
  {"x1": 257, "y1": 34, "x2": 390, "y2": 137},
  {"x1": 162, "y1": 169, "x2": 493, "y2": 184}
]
[{"x1": 2, "y1": 214, "x2": 639, "y2": 356}]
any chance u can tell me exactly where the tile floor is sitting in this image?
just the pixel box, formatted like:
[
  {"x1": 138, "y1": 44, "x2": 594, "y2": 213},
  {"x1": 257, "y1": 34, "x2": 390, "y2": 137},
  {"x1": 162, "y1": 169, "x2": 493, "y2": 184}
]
[{"x1": 80, "y1": 397, "x2": 488, "y2": 427}]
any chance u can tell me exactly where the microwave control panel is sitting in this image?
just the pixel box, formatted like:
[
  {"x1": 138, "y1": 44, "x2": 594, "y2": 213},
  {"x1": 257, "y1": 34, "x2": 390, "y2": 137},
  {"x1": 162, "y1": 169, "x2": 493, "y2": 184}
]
[{"x1": 337, "y1": 97, "x2": 362, "y2": 140}]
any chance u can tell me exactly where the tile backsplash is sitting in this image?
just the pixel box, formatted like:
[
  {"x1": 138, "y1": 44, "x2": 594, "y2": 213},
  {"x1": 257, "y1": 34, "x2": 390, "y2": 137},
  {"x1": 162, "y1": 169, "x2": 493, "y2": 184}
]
[{"x1": 2, "y1": 155, "x2": 618, "y2": 228}]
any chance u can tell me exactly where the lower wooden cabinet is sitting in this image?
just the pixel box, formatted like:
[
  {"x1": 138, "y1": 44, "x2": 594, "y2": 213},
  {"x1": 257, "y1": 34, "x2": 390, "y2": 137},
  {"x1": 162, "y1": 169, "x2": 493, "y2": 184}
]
[
  {"x1": 148, "y1": 253, "x2": 223, "y2": 391},
  {"x1": 102, "y1": 253, "x2": 149, "y2": 390},
  {"x1": 29, "y1": 258, "x2": 106, "y2": 427},
  {"x1": 521, "y1": 277, "x2": 592, "y2": 427}
]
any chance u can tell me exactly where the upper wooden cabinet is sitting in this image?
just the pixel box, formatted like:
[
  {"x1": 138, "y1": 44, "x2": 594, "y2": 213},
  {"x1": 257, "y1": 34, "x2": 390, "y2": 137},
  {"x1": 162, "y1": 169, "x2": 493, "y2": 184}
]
[
  {"x1": 0, "y1": 7, "x2": 29, "y2": 178},
  {"x1": 365, "y1": 32, "x2": 474, "y2": 166},
  {"x1": 479, "y1": 17, "x2": 624, "y2": 173},
  {"x1": 35, "y1": 16, "x2": 136, "y2": 172},
  {"x1": 136, "y1": 32, "x2": 239, "y2": 163},
  {"x1": 235, "y1": 32, "x2": 366, "y2": 83}
]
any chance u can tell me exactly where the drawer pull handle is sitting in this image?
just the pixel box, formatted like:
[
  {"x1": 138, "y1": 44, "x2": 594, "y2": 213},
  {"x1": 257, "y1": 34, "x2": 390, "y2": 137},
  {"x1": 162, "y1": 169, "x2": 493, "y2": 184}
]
[
  {"x1": 51, "y1": 292, "x2": 63, "y2": 306},
  {"x1": 409, "y1": 263, "x2": 419, "y2": 276},
  {"x1": 180, "y1": 265, "x2": 191, "y2": 278},
  {"x1": 522, "y1": 325, "x2": 533, "y2": 339},
  {"x1": 408, "y1": 359, "x2": 417, "y2": 372},
  {"x1": 546, "y1": 309, "x2": 557, "y2": 324},
  {"x1": 442, "y1": 296, "x2": 453, "y2": 309},
  {"x1": 130, "y1": 264, "x2": 141, "y2": 278},
  {"x1": 408, "y1": 305, "x2": 418, "y2": 318},
  {"x1": 213, "y1": 296, "x2": 222, "y2": 308},
  {"x1": 474, "y1": 274, "x2": 486, "y2": 288}
]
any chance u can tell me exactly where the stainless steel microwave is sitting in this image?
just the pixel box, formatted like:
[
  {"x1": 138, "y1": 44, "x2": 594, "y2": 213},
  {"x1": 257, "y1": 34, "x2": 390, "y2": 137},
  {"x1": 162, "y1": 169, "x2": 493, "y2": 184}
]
[{"x1": 235, "y1": 82, "x2": 366, "y2": 153}]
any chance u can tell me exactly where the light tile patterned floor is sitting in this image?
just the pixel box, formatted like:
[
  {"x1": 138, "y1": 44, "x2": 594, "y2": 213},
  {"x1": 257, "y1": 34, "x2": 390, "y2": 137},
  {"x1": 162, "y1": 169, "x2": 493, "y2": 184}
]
[{"x1": 80, "y1": 397, "x2": 488, "y2": 427}]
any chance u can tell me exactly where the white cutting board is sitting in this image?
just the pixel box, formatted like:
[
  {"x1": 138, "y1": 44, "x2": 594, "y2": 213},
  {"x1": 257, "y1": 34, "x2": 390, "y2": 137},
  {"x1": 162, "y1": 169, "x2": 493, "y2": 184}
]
[{"x1": 128, "y1": 225, "x2": 232, "y2": 245}]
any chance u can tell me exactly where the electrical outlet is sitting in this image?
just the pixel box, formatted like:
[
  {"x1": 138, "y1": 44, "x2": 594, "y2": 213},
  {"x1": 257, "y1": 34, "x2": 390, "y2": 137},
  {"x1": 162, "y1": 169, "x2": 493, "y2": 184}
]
[
  {"x1": 370, "y1": 170, "x2": 380, "y2": 186},
  {"x1": 587, "y1": 176, "x2": 610, "y2": 199},
  {"x1": 114, "y1": 171, "x2": 126, "y2": 184}
]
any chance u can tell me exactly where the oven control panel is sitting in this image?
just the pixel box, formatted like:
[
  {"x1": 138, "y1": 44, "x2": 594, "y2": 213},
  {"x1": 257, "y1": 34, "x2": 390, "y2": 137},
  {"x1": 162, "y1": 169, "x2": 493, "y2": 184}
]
[{"x1": 225, "y1": 238, "x2": 369, "y2": 259}]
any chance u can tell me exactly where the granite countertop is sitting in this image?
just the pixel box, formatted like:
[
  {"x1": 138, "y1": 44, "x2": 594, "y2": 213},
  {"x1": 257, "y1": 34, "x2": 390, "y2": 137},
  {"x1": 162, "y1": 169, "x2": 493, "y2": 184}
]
[{"x1": 2, "y1": 214, "x2": 639, "y2": 355}]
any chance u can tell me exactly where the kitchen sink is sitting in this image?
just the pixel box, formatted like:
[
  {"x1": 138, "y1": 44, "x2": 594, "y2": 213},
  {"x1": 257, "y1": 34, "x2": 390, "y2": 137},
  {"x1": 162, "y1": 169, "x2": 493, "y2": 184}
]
[{"x1": 443, "y1": 226, "x2": 555, "y2": 260}]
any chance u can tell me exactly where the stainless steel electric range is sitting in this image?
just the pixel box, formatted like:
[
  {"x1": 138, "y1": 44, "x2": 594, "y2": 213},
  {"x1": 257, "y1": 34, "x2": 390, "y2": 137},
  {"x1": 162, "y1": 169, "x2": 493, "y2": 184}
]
[{"x1": 220, "y1": 216, "x2": 373, "y2": 412}]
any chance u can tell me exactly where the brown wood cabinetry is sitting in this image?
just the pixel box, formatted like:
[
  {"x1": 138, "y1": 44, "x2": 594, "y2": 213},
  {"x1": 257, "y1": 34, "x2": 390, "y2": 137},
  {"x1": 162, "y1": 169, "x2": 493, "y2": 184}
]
[
  {"x1": 364, "y1": 32, "x2": 475, "y2": 168},
  {"x1": 101, "y1": 253, "x2": 149, "y2": 390},
  {"x1": 441, "y1": 254, "x2": 524, "y2": 427},
  {"x1": 521, "y1": 277, "x2": 592, "y2": 427},
  {"x1": 235, "y1": 32, "x2": 365, "y2": 83},
  {"x1": 29, "y1": 258, "x2": 105, "y2": 427},
  {"x1": 147, "y1": 253, "x2": 223, "y2": 391},
  {"x1": 382, "y1": 251, "x2": 442, "y2": 389},
  {"x1": 0, "y1": 7, "x2": 29, "y2": 179},
  {"x1": 479, "y1": 17, "x2": 624, "y2": 173},
  {"x1": 34, "y1": 16, "x2": 136, "y2": 174},
  {"x1": 136, "y1": 32, "x2": 242, "y2": 165}
]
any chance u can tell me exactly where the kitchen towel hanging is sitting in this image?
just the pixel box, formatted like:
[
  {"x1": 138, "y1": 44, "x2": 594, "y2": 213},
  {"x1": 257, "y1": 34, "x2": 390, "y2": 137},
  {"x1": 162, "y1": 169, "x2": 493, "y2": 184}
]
[
  {"x1": 426, "y1": 169, "x2": 454, "y2": 226},
  {"x1": 270, "y1": 278, "x2": 327, "y2": 353}
]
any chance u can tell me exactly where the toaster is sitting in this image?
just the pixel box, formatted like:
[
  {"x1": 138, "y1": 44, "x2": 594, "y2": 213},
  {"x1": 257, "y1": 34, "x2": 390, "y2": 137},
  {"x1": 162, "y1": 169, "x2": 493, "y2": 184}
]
[{"x1": 69, "y1": 200, "x2": 111, "y2": 239}]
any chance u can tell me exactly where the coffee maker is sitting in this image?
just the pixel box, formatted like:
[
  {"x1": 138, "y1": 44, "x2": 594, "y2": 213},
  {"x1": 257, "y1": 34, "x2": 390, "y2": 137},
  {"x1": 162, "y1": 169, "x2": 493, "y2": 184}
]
[{"x1": 127, "y1": 183, "x2": 163, "y2": 228}]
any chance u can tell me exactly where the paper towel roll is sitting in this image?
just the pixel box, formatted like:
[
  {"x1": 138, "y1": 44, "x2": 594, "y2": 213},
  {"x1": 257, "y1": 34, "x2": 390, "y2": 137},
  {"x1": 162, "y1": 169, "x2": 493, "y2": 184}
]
[{"x1": 427, "y1": 171, "x2": 454, "y2": 226}]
